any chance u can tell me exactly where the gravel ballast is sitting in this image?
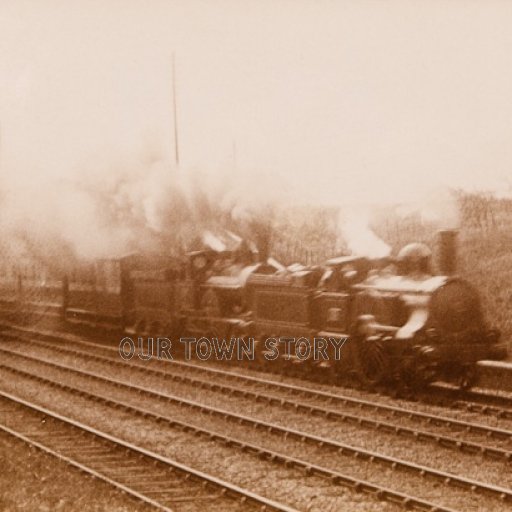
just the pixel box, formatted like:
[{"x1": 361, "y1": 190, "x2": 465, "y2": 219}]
[
  {"x1": 0, "y1": 369, "x2": 401, "y2": 512},
  {"x1": 0, "y1": 431, "x2": 149, "y2": 512},
  {"x1": 1, "y1": 349, "x2": 511, "y2": 511}
]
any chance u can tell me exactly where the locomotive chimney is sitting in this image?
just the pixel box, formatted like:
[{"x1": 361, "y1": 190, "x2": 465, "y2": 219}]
[{"x1": 437, "y1": 229, "x2": 457, "y2": 275}]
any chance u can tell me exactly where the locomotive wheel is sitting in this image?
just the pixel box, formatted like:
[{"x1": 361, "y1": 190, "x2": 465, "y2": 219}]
[
  {"x1": 253, "y1": 334, "x2": 269, "y2": 369},
  {"x1": 457, "y1": 365, "x2": 477, "y2": 390},
  {"x1": 401, "y1": 345, "x2": 437, "y2": 391},
  {"x1": 355, "y1": 336, "x2": 390, "y2": 388},
  {"x1": 312, "y1": 360, "x2": 337, "y2": 385}
]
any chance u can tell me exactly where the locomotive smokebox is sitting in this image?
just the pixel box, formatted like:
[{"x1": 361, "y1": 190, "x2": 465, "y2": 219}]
[{"x1": 437, "y1": 229, "x2": 457, "y2": 275}]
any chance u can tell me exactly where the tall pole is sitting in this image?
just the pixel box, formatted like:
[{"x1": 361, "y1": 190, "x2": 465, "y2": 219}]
[{"x1": 172, "y1": 52, "x2": 180, "y2": 167}]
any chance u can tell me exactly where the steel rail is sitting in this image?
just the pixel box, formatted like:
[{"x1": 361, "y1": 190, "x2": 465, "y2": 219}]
[
  {"x1": 427, "y1": 382, "x2": 512, "y2": 419},
  {"x1": 4, "y1": 322, "x2": 512, "y2": 415},
  {"x1": 0, "y1": 349, "x2": 509, "y2": 510},
  {"x1": 0, "y1": 389, "x2": 297, "y2": 512},
  {"x1": 6, "y1": 337, "x2": 512, "y2": 460}
]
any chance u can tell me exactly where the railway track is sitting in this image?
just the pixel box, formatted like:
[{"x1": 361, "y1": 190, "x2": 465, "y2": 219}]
[
  {"x1": 427, "y1": 382, "x2": 512, "y2": 419},
  {"x1": 3, "y1": 320, "x2": 512, "y2": 413},
  {"x1": 5, "y1": 331, "x2": 512, "y2": 462},
  {"x1": 3, "y1": 322, "x2": 512, "y2": 415},
  {"x1": 1, "y1": 341, "x2": 512, "y2": 511},
  {"x1": 0, "y1": 390, "x2": 296, "y2": 512}
]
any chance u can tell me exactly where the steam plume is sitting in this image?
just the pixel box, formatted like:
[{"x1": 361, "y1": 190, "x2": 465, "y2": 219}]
[{"x1": 339, "y1": 209, "x2": 391, "y2": 259}]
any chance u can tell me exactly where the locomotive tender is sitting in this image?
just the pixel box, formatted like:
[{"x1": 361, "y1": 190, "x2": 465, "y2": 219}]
[{"x1": 0, "y1": 230, "x2": 506, "y2": 389}]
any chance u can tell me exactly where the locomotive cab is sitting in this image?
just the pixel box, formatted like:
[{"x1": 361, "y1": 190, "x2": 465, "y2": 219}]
[{"x1": 313, "y1": 256, "x2": 369, "y2": 336}]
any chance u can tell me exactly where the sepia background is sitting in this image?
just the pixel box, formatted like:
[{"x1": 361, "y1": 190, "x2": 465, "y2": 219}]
[{"x1": 1, "y1": 2, "x2": 512, "y2": 512}]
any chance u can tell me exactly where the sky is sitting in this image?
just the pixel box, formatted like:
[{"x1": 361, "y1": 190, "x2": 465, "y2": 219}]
[{"x1": 1, "y1": 0, "x2": 512, "y2": 208}]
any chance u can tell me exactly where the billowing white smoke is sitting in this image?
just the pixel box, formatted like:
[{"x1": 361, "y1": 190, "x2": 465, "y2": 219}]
[
  {"x1": 138, "y1": 162, "x2": 193, "y2": 232},
  {"x1": 0, "y1": 147, "x2": 462, "y2": 270},
  {"x1": 0, "y1": 182, "x2": 134, "y2": 262},
  {"x1": 339, "y1": 209, "x2": 391, "y2": 259},
  {"x1": 0, "y1": 158, "x2": 182, "y2": 264},
  {"x1": 0, "y1": 153, "x2": 248, "y2": 269}
]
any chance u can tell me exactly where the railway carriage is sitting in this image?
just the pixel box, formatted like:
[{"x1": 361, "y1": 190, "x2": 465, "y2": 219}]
[
  {"x1": 0, "y1": 260, "x2": 65, "y2": 326},
  {"x1": 19, "y1": 262, "x2": 64, "y2": 322},
  {"x1": 65, "y1": 256, "x2": 137, "y2": 331}
]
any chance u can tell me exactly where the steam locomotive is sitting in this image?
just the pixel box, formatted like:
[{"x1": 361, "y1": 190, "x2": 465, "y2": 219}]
[
  {"x1": 246, "y1": 231, "x2": 506, "y2": 388},
  {"x1": 0, "y1": 230, "x2": 506, "y2": 389}
]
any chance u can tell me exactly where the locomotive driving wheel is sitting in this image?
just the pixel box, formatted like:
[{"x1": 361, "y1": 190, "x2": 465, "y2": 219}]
[
  {"x1": 401, "y1": 345, "x2": 438, "y2": 391},
  {"x1": 456, "y1": 364, "x2": 478, "y2": 390},
  {"x1": 355, "y1": 335, "x2": 390, "y2": 388}
]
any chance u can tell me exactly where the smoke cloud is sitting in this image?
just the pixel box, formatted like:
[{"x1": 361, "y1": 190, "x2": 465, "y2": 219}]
[{"x1": 338, "y1": 209, "x2": 391, "y2": 259}]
